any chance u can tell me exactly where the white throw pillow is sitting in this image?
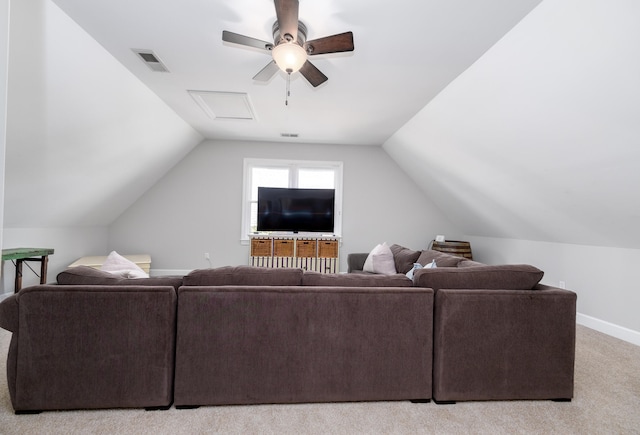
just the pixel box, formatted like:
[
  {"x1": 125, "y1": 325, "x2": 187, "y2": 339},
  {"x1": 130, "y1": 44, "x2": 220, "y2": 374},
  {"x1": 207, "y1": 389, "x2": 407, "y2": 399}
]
[
  {"x1": 406, "y1": 262, "x2": 424, "y2": 280},
  {"x1": 363, "y1": 242, "x2": 397, "y2": 275},
  {"x1": 424, "y1": 259, "x2": 437, "y2": 269},
  {"x1": 101, "y1": 251, "x2": 149, "y2": 279}
]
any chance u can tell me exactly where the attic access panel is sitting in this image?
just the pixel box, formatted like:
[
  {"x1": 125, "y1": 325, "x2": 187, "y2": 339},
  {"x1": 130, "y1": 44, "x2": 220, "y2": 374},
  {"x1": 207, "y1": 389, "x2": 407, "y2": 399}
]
[{"x1": 188, "y1": 90, "x2": 256, "y2": 121}]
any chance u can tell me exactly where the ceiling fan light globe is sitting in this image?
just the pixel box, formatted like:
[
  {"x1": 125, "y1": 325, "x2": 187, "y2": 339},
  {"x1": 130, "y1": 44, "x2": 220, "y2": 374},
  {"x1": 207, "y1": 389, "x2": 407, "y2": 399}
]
[{"x1": 272, "y1": 42, "x2": 307, "y2": 73}]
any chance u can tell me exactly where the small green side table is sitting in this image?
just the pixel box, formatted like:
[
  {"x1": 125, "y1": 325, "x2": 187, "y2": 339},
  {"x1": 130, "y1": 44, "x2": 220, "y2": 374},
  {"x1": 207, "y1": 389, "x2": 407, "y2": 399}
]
[{"x1": 2, "y1": 248, "x2": 55, "y2": 291}]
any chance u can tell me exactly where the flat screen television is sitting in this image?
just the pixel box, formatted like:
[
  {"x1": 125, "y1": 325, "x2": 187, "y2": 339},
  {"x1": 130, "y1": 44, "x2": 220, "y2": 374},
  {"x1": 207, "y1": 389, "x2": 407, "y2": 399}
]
[{"x1": 257, "y1": 187, "x2": 335, "y2": 233}]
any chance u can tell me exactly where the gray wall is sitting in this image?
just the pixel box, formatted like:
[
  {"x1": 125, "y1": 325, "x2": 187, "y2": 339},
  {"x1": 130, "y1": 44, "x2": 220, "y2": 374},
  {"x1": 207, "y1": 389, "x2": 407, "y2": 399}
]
[
  {"x1": 1, "y1": 227, "x2": 108, "y2": 292},
  {"x1": 0, "y1": 0, "x2": 8, "y2": 289},
  {"x1": 108, "y1": 139, "x2": 461, "y2": 273}
]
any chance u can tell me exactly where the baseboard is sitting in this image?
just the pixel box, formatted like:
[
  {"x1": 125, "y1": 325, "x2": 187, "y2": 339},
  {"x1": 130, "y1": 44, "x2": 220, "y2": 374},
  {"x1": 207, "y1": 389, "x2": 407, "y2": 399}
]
[
  {"x1": 577, "y1": 313, "x2": 640, "y2": 347},
  {"x1": 150, "y1": 269, "x2": 193, "y2": 277}
]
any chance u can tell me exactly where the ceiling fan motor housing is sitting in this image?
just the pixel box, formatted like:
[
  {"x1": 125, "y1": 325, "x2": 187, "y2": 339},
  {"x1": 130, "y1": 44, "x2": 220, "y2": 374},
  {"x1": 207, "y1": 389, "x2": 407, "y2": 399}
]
[{"x1": 272, "y1": 21, "x2": 307, "y2": 48}]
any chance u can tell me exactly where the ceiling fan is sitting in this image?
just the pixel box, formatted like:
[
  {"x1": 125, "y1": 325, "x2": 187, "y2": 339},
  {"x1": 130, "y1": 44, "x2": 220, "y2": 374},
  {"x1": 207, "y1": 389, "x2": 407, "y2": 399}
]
[{"x1": 222, "y1": 0, "x2": 354, "y2": 88}]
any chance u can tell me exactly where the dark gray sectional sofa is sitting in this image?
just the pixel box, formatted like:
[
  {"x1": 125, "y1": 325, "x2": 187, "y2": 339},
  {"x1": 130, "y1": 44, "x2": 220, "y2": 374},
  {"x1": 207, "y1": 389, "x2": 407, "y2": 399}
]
[{"x1": 0, "y1": 246, "x2": 576, "y2": 412}]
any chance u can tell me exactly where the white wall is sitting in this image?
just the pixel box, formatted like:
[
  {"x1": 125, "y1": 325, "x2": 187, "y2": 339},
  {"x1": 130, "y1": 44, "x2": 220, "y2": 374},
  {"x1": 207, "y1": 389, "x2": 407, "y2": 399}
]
[
  {"x1": 0, "y1": 0, "x2": 9, "y2": 287},
  {"x1": 468, "y1": 236, "x2": 640, "y2": 346},
  {"x1": 1, "y1": 227, "x2": 108, "y2": 293},
  {"x1": 108, "y1": 140, "x2": 461, "y2": 273}
]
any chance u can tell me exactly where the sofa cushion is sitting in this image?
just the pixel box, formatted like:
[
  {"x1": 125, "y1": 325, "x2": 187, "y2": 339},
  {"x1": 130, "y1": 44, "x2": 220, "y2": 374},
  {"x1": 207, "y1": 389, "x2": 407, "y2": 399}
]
[
  {"x1": 363, "y1": 243, "x2": 397, "y2": 275},
  {"x1": 416, "y1": 250, "x2": 466, "y2": 268},
  {"x1": 58, "y1": 266, "x2": 124, "y2": 285},
  {"x1": 456, "y1": 259, "x2": 486, "y2": 268},
  {"x1": 389, "y1": 244, "x2": 422, "y2": 274},
  {"x1": 413, "y1": 264, "x2": 544, "y2": 291},
  {"x1": 302, "y1": 271, "x2": 412, "y2": 287},
  {"x1": 57, "y1": 266, "x2": 183, "y2": 289},
  {"x1": 183, "y1": 266, "x2": 304, "y2": 286}
]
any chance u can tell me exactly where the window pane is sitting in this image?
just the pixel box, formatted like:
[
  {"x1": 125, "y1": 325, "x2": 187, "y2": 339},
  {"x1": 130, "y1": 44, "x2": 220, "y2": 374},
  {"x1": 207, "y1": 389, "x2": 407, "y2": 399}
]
[
  {"x1": 251, "y1": 167, "x2": 289, "y2": 199},
  {"x1": 298, "y1": 168, "x2": 335, "y2": 188},
  {"x1": 250, "y1": 202, "x2": 258, "y2": 233}
]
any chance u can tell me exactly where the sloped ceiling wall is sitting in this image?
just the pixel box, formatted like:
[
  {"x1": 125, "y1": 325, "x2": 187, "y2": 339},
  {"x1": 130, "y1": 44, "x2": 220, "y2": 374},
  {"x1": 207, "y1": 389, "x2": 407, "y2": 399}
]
[
  {"x1": 384, "y1": 0, "x2": 640, "y2": 249},
  {"x1": 4, "y1": 0, "x2": 203, "y2": 228}
]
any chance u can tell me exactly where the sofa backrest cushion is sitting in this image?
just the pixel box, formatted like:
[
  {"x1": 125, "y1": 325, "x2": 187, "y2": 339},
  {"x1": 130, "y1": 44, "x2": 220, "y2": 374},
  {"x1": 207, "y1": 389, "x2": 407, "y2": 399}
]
[
  {"x1": 183, "y1": 266, "x2": 304, "y2": 286},
  {"x1": 389, "y1": 244, "x2": 422, "y2": 274},
  {"x1": 57, "y1": 266, "x2": 183, "y2": 289},
  {"x1": 57, "y1": 266, "x2": 122, "y2": 284},
  {"x1": 456, "y1": 259, "x2": 486, "y2": 268},
  {"x1": 302, "y1": 271, "x2": 413, "y2": 287},
  {"x1": 416, "y1": 250, "x2": 466, "y2": 268},
  {"x1": 413, "y1": 264, "x2": 544, "y2": 291}
]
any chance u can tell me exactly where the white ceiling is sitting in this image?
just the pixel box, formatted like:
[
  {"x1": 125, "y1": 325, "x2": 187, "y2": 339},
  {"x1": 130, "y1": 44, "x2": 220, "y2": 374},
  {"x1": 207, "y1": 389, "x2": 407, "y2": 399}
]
[{"x1": 51, "y1": 0, "x2": 543, "y2": 146}]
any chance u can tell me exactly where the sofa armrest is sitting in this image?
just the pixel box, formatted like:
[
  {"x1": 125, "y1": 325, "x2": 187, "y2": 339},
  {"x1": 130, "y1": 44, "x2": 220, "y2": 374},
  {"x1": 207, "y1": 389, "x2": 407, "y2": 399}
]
[
  {"x1": 0, "y1": 294, "x2": 18, "y2": 332},
  {"x1": 347, "y1": 253, "x2": 369, "y2": 273},
  {"x1": 433, "y1": 287, "x2": 576, "y2": 402},
  {"x1": 11, "y1": 285, "x2": 177, "y2": 412}
]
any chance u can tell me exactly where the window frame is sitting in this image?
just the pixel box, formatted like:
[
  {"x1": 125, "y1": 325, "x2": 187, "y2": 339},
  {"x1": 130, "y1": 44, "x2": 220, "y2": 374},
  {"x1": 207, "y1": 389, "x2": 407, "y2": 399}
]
[{"x1": 241, "y1": 158, "x2": 343, "y2": 242}]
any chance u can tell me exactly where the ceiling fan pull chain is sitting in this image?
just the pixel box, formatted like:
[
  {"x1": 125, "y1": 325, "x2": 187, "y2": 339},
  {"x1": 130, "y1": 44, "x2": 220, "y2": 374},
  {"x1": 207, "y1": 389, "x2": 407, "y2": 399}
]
[{"x1": 285, "y1": 71, "x2": 292, "y2": 106}]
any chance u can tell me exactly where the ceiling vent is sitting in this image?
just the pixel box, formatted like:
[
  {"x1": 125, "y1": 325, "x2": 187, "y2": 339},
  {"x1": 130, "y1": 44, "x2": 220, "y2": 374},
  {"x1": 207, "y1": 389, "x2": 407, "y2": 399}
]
[
  {"x1": 132, "y1": 49, "x2": 170, "y2": 72},
  {"x1": 189, "y1": 91, "x2": 255, "y2": 121}
]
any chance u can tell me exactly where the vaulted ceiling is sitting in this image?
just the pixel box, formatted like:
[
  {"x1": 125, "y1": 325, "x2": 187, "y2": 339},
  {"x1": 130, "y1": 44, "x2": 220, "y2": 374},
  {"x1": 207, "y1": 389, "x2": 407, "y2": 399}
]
[
  {"x1": 5, "y1": 0, "x2": 639, "y2": 251},
  {"x1": 49, "y1": 0, "x2": 543, "y2": 145}
]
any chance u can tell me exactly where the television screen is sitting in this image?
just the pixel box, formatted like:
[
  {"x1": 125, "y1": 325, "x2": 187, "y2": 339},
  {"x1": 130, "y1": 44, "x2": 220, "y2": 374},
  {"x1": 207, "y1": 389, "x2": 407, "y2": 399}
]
[{"x1": 257, "y1": 187, "x2": 335, "y2": 233}]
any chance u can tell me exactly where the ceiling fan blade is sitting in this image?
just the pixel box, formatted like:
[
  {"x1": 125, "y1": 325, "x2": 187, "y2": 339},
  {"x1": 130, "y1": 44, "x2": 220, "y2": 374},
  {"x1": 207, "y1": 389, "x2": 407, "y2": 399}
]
[
  {"x1": 253, "y1": 61, "x2": 280, "y2": 81},
  {"x1": 222, "y1": 30, "x2": 273, "y2": 51},
  {"x1": 274, "y1": 0, "x2": 299, "y2": 42},
  {"x1": 305, "y1": 32, "x2": 354, "y2": 55},
  {"x1": 299, "y1": 60, "x2": 328, "y2": 87}
]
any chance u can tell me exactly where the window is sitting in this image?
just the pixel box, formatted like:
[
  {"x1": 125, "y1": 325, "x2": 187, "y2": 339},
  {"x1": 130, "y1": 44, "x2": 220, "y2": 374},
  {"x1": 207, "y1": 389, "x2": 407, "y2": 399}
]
[{"x1": 241, "y1": 158, "x2": 343, "y2": 241}]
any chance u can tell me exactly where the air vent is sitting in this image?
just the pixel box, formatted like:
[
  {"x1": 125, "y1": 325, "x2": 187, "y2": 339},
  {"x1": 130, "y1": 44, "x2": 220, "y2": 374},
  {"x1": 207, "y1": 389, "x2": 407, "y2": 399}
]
[
  {"x1": 132, "y1": 49, "x2": 170, "y2": 73},
  {"x1": 188, "y1": 91, "x2": 255, "y2": 121},
  {"x1": 281, "y1": 133, "x2": 299, "y2": 138}
]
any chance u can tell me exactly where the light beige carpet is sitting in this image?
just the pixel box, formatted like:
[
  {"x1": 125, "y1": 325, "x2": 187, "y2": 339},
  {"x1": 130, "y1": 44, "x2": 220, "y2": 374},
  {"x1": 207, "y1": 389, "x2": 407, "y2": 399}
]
[{"x1": 0, "y1": 325, "x2": 638, "y2": 435}]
